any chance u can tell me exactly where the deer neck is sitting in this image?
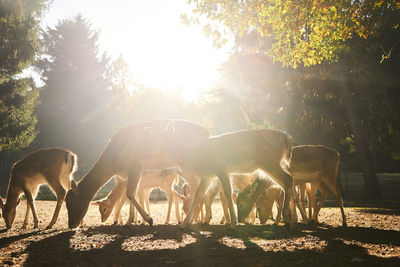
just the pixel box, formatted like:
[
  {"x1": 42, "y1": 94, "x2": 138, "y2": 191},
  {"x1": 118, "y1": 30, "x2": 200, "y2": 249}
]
[
  {"x1": 253, "y1": 177, "x2": 274, "y2": 200},
  {"x1": 77, "y1": 157, "x2": 117, "y2": 202},
  {"x1": 5, "y1": 188, "x2": 21, "y2": 209}
]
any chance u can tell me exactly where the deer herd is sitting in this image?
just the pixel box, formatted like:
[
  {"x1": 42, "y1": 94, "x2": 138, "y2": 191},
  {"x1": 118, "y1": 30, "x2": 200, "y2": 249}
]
[{"x1": 0, "y1": 119, "x2": 347, "y2": 231}]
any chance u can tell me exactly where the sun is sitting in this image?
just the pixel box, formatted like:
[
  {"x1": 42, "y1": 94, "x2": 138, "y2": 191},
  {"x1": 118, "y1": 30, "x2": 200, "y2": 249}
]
[{"x1": 98, "y1": 1, "x2": 228, "y2": 102}]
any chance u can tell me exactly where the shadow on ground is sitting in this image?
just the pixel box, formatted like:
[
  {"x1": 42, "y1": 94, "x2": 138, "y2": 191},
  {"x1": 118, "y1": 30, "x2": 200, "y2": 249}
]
[{"x1": 18, "y1": 223, "x2": 400, "y2": 267}]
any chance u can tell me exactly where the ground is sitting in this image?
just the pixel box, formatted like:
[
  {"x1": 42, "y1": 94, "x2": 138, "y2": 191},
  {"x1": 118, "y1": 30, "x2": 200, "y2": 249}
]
[{"x1": 0, "y1": 200, "x2": 399, "y2": 266}]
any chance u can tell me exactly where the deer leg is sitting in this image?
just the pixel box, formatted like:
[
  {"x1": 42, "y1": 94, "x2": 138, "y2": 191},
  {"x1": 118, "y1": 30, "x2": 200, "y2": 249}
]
[
  {"x1": 125, "y1": 197, "x2": 136, "y2": 225},
  {"x1": 126, "y1": 170, "x2": 153, "y2": 225},
  {"x1": 203, "y1": 196, "x2": 212, "y2": 224},
  {"x1": 299, "y1": 184, "x2": 308, "y2": 219},
  {"x1": 220, "y1": 191, "x2": 230, "y2": 225},
  {"x1": 312, "y1": 182, "x2": 330, "y2": 223},
  {"x1": 144, "y1": 190, "x2": 151, "y2": 217},
  {"x1": 217, "y1": 172, "x2": 237, "y2": 226},
  {"x1": 24, "y1": 190, "x2": 39, "y2": 228},
  {"x1": 173, "y1": 191, "x2": 181, "y2": 223},
  {"x1": 335, "y1": 184, "x2": 347, "y2": 227},
  {"x1": 138, "y1": 191, "x2": 145, "y2": 218},
  {"x1": 22, "y1": 200, "x2": 30, "y2": 229},
  {"x1": 164, "y1": 190, "x2": 173, "y2": 224},
  {"x1": 324, "y1": 179, "x2": 347, "y2": 227},
  {"x1": 46, "y1": 183, "x2": 67, "y2": 229},
  {"x1": 181, "y1": 176, "x2": 212, "y2": 226},
  {"x1": 274, "y1": 197, "x2": 283, "y2": 225},
  {"x1": 192, "y1": 201, "x2": 203, "y2": 223},
  {"x1": 306, "y1": 184, "x2": 316, "y2": 221},
  {"x1": 114, "y1": 195, "x2": 125, "y2": 225},
  {"x1": 292, "y1": 184, "x2": 308, "y2": 223}
]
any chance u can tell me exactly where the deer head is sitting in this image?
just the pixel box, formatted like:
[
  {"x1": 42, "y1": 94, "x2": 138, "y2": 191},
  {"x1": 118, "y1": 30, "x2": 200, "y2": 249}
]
[
  {"x1": 236, "y1": 180, "x2": 263, "y2": 223},
  {"x1": 0, "y1": 196, "x2": 20, "y2": 229},
  {"x1": 65, "y1": 180, "x2": 86, "y2": 228},
  {"x1": 92, "y1": 199, "x2": 113, "y2": 222}
]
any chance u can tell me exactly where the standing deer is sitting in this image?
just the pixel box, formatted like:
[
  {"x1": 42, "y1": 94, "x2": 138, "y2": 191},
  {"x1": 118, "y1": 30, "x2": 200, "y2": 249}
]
[
  {"x1": 162, "y1": 129, "x2": 306, "y2": 228},
  {"x1": 0, "y1": 148, "x2": 77, "y2": 229},
  {"x1": 94, "y1": 167, "x2": 183, "y2": 225},
  {"x1": 237, "y1": 145, "x2": 347, "y2": 226},
  {"x1": 65, "y1": 120, "x2": 209, "y2": 229}
]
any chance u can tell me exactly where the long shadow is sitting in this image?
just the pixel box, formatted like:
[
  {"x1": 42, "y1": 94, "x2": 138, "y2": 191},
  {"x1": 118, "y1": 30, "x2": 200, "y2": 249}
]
[
  {"x1": 20, "y1": 224, "x2": 400, "y2": 267},
  {"x1": 294, "y1": 223, "x2": 400, "y2": 246},
  {"x1": 354, "y1": 208, "x2": 400, "y2": 216},
  {"x1": 0, "y1": 229, "x2": 41, "y2": 249}
]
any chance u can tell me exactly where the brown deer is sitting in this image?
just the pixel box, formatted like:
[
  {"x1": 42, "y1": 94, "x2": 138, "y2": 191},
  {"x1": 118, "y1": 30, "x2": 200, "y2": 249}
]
[
  {"x1": 65, "y1": 120, "x2": 209, "y2": 229},
  {"x1": 256, "y1": 184, "x2": 284, "y2": 225},
  {"x1": 0, "y1": 148, "x2": 77, "y2": 229},
  {"x1": 91, "y1": 176, "x2": 132, "y2": 225},
  {"x1": 196, "y1": 171, "x2": 262, "y2": 225},
  {"x1": 162, "y1": 129, "x2": 306, "y2": 228},
  {"x1": 237, "y1": 145, "x2": 347, "y2": 226}
]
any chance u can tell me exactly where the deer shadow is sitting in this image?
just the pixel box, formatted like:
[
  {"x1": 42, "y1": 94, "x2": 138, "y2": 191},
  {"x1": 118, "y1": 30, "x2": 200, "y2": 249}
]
[{"x1": 17, "y1": 223, "x2": 400, "y2": 267}]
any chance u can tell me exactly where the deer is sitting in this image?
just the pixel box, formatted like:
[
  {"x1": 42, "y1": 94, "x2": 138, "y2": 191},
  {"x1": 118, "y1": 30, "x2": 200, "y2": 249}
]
[
  {"x1": 255, "y1": 183, "x2": 284, "y2": 225},
  {"x1": 65, "y1": 120, "x2": 209, "y2": 229},
  {"x1": 93, "y1": 167, "x2": 183, "y2": 225},
  {"x1": 237, "y1": 145, "x2": 347, "y2": 227},
  {"x1": 173, "y1": 179, "x2": 206, "y2": 223},
  {"x1": 91, "y1": 176, "x2": 133, "y2": 225},
  {"x1": 0, "y1": 148, "x2": 77, "y2": 229},
  {"x1": 196, "y1": 171, "x2": 262, "y2": 225},
  {"x1": 161, "y1": 128, "x2": 308, "y2": 228}
]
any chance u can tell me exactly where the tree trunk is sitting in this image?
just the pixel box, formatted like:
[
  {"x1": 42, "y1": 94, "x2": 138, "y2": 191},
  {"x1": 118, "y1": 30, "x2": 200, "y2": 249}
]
[{"x1": 337, "y1": 82, "x2": 382, "y2": 199}]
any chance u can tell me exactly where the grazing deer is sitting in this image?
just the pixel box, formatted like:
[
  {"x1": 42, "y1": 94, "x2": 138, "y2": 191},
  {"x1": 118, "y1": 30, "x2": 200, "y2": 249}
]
[
  {"x1": 0, "y1": 148, "x2": 77, "y2": 229},
  {"x1": 65, "y1": 120, "x2": 209, "y2": 229},
  {"x1": 162, "y1": 129, "x2": 306, "y2": 228},
  {"x1": 94, "y1": 167, "x2": 183, "y2": 225},
  {"x1": 199, "y1": 171, "x2": 262, "y2": 224},
  {"x1": 92, "y1": 176, "x2": 132, "y2": 225},
  {"x1": 237, "y1": 145, "x2": 347, "y2": 226},
  {"x1": 173, "y1": 179, "x2": 205, "y2": 223},
  {"x1": 256, "y1": 184, "x2": 284, "y2": 225}
]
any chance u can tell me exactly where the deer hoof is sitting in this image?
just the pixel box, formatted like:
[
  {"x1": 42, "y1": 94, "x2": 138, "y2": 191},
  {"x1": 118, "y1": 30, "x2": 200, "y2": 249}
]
[{"x1": 148, "y1": 218, "x2": 153, "y2": 226}]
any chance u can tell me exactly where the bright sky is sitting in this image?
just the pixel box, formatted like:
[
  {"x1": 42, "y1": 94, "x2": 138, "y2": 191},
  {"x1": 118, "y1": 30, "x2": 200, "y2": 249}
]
[{"x1": 42, "y1": 0, "x2": 231, "y2": 102}]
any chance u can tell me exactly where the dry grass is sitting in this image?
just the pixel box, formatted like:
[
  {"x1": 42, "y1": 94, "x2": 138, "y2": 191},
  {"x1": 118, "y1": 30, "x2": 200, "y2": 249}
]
[{"x1": 0, "y1": 200, "x2": 399, "y2": 266}]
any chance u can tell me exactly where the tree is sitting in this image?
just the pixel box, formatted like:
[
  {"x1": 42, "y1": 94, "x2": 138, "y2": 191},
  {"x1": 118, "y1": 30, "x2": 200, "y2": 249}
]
[
  {"x1": 35, "y1": 15, "x2": 111, "y2": 175},
  {"x1": 0, "y1": 0, "x2": 49, "y2": 152},
  {"x1": 187, "y1": 0, "x2": 400, "y2": 198}
]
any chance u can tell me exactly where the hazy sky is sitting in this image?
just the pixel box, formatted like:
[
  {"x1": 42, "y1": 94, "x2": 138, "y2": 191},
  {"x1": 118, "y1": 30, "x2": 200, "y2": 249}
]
[{"x1": 42, "y1": 0, "x2": 231, "y2": 101}]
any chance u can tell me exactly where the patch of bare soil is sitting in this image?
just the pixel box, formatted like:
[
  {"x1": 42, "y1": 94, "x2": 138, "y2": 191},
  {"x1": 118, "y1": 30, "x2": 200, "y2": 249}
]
[{"x1": 0, "y1": 200, "x2": 399, "y2": 266}]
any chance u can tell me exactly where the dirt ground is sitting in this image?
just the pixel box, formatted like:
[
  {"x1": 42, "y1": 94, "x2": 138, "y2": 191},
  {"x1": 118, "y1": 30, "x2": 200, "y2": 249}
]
[{"x1": 0, "y1": 200, "x2": 399, "y2": 266}]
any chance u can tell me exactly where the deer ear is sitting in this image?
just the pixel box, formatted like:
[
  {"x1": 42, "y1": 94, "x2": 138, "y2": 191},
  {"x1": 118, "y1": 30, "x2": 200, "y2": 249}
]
[
  {"x1": 16, "y1": 197, "x2": 21, "y2": 206},
  {"x1": 71, "y1": 180, "x2": 78, "y2": 194},
  {"x1": 91, "y1": 201, "x2": 100, "y2": 206}
]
